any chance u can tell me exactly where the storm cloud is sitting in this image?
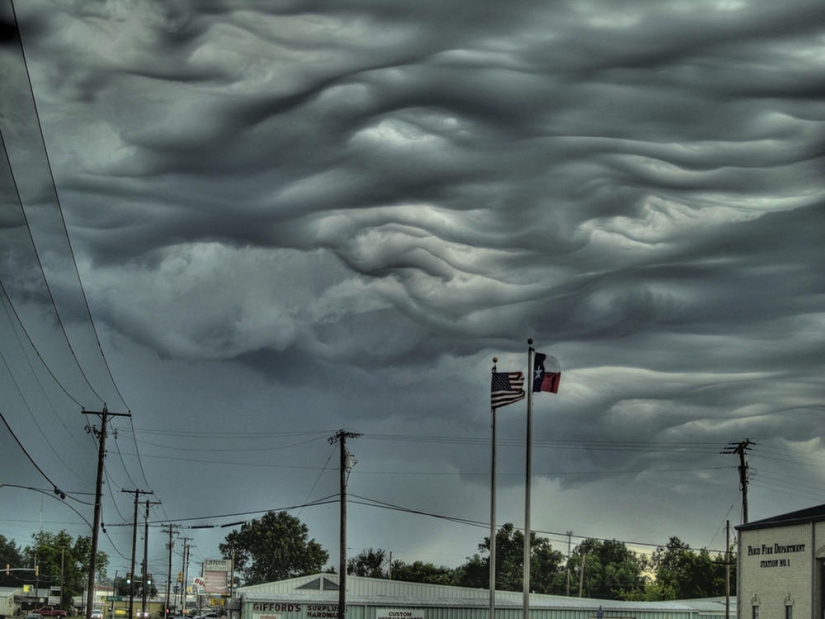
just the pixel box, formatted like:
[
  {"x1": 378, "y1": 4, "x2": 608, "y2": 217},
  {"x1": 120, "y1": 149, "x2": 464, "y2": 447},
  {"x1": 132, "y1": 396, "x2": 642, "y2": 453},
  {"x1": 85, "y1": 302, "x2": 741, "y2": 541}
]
[{"x1": 1, "y1": 0, "x2": 824, "y2": 574}]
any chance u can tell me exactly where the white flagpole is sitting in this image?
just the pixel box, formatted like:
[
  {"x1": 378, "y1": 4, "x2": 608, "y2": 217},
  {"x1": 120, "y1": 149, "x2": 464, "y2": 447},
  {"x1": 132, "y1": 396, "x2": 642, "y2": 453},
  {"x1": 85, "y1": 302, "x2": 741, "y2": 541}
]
[
  {"x1": 490, "y1": 359, "x2": 498, "y2": 619},
  {"x1": 523, "y1": 340, "x2": 535, "y2": 619}
]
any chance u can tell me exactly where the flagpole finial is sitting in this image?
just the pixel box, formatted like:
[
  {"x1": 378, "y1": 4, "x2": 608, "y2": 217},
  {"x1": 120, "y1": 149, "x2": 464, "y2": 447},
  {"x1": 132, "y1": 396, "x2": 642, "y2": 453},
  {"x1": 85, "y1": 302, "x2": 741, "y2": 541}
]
[
  {"x1": 493, "y1": 357, "x2": 498, "y2": 363},
  {"x1": 527, "y1": 338, "x2": 533, "y2": 345}
]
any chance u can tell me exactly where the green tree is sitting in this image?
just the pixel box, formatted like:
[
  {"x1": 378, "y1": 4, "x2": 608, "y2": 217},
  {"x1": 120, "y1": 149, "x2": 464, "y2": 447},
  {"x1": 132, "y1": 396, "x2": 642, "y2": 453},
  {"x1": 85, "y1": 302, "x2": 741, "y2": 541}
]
[
  {"x1": 453, "y1": 553, "x2": 486, "y2": 589},
  {"x1": 569, "y1": 538, "x2": 647, "y2": 600},
  {"x1": 0, "y1": 535, "x2": 24, "y2": 587},
  {"x1": 646, "y1": 537, "x2": 730, "y2": 600},
  {"x1": 219, "y1": 511, "x2": 328, "y2": 585},
  {"x1": 454, "y1": 523, "x2": 565, "y2": 594},
  {"x1": 620, "y1": 580, "x2": 677, "y2": 601},
  {"x1": 348, "y1": 548, "x2": 387, "y2": 577},
  {"x1": 390, "y1": 560, "x2": 455, "y2": 585},
  {"x1": 23, "y1": 531, "x2": 108, "y2": 609}
]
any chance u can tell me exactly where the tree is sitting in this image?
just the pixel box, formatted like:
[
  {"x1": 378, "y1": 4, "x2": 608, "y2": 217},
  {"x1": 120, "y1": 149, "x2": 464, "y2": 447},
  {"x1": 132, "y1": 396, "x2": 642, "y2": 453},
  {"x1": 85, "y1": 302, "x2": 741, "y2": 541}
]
[
  {"x1": 644, "y1": 536, "x2": 730, "y2": 600},
  {"x1": 23, "y1": 531, "x2": 108, "y2": 609},
  {"x1": 0, "y1": 535, "x2": 24, "y2": 587},
  {"x1": 219, "y1": 511, "x2": 328, "y2": 585},
  {"x1": 390, "y1": 560, "x2": 455, "y2": 585},
  {"x1": 566, "y1": 538, "x2": 648, "y2": 600},
  {"x1": 620, "y1": 580, "x2": 677, "y2": 602},
  {"x1": 454, "y1": 523, "x2": 565, "y2": 594},
  {"x1": 348, "y1": 548, "x2": 387, "y2": 577}
]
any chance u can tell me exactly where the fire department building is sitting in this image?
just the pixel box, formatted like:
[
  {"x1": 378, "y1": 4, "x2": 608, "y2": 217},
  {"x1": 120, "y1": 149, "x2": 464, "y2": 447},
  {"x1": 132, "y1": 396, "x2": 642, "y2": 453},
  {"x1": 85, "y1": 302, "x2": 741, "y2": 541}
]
[{"x1": 737, "y1": 504, "x2": 825, "y2": 619}]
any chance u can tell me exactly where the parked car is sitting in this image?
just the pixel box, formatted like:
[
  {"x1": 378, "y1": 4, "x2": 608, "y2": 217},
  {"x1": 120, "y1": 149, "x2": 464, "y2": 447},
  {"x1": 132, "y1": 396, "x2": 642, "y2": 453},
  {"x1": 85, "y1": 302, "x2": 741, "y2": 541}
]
[
  {"x1": 135, "y1": 612, "x2": 151, "y2": 619},
  {"x1": 92, "y1": 609, "x2": 103, "y2": 619},
  {"x1": 25, "y1": 613, "x2": 43, "y2": 619}
]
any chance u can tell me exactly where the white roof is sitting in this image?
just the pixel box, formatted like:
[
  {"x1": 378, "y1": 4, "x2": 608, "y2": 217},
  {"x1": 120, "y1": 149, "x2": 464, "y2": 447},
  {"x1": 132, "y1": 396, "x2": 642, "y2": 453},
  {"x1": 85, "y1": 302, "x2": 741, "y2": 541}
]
[{"x1": 237, "y1": 574, "x2": 736, "y2": 613}]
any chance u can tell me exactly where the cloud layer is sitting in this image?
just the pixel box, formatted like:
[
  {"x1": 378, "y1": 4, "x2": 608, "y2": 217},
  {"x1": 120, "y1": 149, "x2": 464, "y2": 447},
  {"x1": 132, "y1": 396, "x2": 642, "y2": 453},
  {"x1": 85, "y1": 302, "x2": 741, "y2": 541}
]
[{"x1": 1, "y1": 0, "x2": 824, "y2": 572}]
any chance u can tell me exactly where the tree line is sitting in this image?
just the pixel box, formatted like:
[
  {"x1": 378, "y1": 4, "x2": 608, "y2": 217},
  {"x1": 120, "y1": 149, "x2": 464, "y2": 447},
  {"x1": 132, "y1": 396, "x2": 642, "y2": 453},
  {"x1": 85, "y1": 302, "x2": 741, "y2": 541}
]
[
  {"x1": 1, "y1": 511, "x2": 734, "y2": 604},
  {"x1": 219, "y1": 511, "x2": 735, "y2": 601},
  {"x1": 0, "y1": 530, "x2": 109, "y2": 608}
]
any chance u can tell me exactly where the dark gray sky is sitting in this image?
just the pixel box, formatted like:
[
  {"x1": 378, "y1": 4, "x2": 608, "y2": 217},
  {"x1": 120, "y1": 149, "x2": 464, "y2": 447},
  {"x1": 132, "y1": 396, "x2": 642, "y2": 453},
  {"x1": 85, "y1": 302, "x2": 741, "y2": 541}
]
[{"x1": 1, "y1": 0, "x2": 824, "y2": 586}]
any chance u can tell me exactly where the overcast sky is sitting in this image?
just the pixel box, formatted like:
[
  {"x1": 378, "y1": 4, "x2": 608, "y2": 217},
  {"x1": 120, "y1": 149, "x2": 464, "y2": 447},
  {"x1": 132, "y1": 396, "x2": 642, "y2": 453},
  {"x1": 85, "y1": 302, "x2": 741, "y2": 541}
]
[{"x1": 2, "y1": 0, "x2": 825, "y2": 589}]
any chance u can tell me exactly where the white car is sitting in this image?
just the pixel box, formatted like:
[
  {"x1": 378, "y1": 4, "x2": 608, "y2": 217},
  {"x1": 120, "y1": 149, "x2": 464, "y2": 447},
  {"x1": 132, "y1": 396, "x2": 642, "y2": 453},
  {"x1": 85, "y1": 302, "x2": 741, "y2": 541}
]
[{"x1": 92, "y1": 610, "x2": 103, "y2": 619}]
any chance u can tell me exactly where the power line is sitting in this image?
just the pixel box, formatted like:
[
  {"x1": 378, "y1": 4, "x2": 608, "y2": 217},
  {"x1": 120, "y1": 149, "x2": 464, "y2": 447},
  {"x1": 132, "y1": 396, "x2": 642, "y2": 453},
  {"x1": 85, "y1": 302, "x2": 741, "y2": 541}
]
[
  {"x1": 347, "y1": 493, "x2": 730, "y2": 555},
  {"x1": 0, "y1": 281, "x2": 84, "y2": 409},
  {"x1": 0, "y1": 411, "x2": 67, "y2": 499},
  {"x1": 0, "y1": 348, "x2": 93, "y2": 485},
  {"x1": 8, "y1": 0, "x2": 130, "y2": 413}
]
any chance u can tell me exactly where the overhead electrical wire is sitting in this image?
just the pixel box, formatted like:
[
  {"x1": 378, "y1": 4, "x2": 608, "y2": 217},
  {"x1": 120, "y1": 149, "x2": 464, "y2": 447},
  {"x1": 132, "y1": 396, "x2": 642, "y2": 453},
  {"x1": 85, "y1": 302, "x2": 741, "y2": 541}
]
[
  {"x1": 296, "y1": 443, "x2": 337, "y2": 520},
  {"x1": 146, "y1": 488, "x2": 729, "y2": 556},
  {"x1": 0, "y1": 414, "x2": 68, "y2": 499},
  {"x1": 347, "y1": 493, "x2": 730, "y2": 555},
  {"x1": 0, "y1": 285, "x2": 101, "y2": 476},
  {"x1": 1, "y1": 5, "x2": 158, "y2": 533},
  {"x1": 0, "y1": 130, "x2": 106, "y2": 406},
  {"x1": 0, "y1": 281, "x2": 85, "y2": 410},
  {"x1": 8, "y1": 0, "x2": 130, "y2": 413},
  {"x1": 0, "y1": 349, "x2": 93, "y2": 485},
  {"x1": 120, "y1": 416, "x2": 153, "y2": 490}
]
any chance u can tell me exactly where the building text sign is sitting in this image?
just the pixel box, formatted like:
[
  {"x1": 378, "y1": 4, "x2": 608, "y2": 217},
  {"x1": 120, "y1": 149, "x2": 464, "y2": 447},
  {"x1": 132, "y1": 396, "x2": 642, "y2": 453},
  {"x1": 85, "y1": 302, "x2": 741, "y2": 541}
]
[
  {"x1": 252, "y1": 602, "x2": 308, "y2": 619},
  {"x1": 376, "y1": 609, "x2": 425, "y2": 619},
  {"x1": 747, "y1": 542, "x2": 806, "y2": 568}
]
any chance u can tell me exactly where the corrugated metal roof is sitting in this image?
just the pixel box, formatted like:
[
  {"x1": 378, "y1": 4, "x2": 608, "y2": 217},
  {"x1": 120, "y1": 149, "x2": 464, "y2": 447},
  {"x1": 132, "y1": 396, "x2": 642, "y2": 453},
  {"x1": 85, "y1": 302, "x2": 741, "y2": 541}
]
[{"x1": 237, "y1": 574, "x2": 737, "y2": 614}]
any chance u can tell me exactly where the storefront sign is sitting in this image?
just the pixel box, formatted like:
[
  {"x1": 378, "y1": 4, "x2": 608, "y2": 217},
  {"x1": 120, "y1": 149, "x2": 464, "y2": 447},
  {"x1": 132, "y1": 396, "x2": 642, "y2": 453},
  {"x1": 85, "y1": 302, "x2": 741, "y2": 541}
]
[
  {"x1": 253, "y1": 603, "x2": 302, "y2": 613},
  {"x1": 306, "y1": 605, "x2": 337, "y2": 618},
  {"x1": 376, "y1": 609, "x2": 425, "y2": 619}
]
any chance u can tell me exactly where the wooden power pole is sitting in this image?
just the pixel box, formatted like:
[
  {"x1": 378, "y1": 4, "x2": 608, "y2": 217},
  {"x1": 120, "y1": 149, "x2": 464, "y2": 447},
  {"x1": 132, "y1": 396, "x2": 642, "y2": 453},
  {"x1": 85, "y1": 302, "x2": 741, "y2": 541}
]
[
  {"x1": 721, "y1": 439, "x2": 755, "y2": 523},
  {"x1": 328, "y1": 430, "x2": 361, "y2": 619},
  {"x1": 83, "y1": 406, "x2": 130, "y2": 619}
]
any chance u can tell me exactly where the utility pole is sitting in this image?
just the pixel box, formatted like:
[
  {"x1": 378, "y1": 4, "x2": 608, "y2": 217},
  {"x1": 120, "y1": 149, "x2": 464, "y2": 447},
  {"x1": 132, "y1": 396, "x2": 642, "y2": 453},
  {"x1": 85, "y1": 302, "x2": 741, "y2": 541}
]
[
  {"x1": 163, "y1": 525, "x2": 179, "y2": 618},
  {"x1": 578, "y1": 553, "x2": 587, "y2": 598},
  {"x1": 123, "y1": 489, "x2": 153, "y2": 619},
  {"x1": 725, "y1": 520, "x2": 730, "y2": 619},
  {"x1": 229, "y1": 547, "x2": 236, "y2": 598},
  {"x1": 180, "y1": 538, "x2": 193, "y2": 612},
  {"x1": 83, "y1": 405, "x2": 130, "y2": 619},
  {"x1": 328, "y1": 429, "x2": 361, "y2": 619},
  {"x1": 721, "y1": 439, "x2": 755, "y2": 523},
  {"x1": 565, "y1": 531, "x2": 573, "y2": 596},
  {"x1": 142, "y1": 499, "x2": 161, "y2": 619}
]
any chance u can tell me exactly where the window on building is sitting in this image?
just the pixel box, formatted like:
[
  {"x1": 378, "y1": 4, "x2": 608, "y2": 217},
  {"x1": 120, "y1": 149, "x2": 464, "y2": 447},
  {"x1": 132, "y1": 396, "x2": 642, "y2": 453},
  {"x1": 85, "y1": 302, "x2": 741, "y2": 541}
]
[
  {"x1": 752, "y1": 604, "x2": 759, "y2": 619},
  {"x1": 785, "y1": 605, "x2": 793, "y2": 619}
]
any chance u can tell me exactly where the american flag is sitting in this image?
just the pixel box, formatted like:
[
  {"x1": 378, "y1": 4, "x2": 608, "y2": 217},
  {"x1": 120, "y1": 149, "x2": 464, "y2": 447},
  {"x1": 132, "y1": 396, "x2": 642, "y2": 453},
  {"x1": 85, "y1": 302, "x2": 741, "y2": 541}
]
[{"x1": 491, "y1": 371, "x2": 526, "y2": 409}]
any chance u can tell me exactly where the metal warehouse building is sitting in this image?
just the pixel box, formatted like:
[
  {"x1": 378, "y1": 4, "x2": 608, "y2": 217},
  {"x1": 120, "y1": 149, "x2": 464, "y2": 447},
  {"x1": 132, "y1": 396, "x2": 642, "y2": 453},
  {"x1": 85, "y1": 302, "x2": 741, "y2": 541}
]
[
  {"x1": 737, "y1": 503, "x2": 825, "y2": 619},
  {"x1": 233, "y1": 573, "x2": 735, "y2": 619}
]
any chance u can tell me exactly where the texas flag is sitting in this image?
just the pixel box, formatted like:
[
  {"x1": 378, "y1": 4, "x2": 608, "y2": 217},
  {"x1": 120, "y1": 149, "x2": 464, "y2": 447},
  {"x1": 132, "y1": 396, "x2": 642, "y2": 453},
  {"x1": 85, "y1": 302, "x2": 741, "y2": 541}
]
[{"x1": 532, "y1": 352, "x2": 561, "y2": 393}]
